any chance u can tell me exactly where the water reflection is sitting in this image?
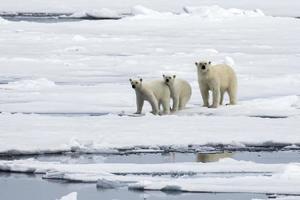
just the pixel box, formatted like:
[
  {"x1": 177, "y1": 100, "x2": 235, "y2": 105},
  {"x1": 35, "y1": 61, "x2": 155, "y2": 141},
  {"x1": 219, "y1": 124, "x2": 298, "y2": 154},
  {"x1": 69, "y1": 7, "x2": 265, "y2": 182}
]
[
  {"x1": 196, "y1": 151, "x2": 233, "y2": 163},
  {"x1": 167, "y1": 151, "x2": 233, "y2": 163}
]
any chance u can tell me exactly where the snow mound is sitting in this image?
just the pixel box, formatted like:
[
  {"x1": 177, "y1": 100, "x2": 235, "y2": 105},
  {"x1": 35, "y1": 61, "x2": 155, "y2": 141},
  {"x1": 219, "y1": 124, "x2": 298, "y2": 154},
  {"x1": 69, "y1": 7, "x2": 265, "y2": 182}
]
[
  {"x1": 183, "y1": 5, "x2": 265, "y2": 19},
  {"x1": 3, "y1": 78, "x2": 56, "y2": 91},
  {"x1": 0, "y1": 17, "x2": 9, "y2": 24},
  {"x1": 97, "y1": 178, "x2": 125, "y2": 189},
  {"x1": 58, "y1": 192, "x2": 77, "y2": 200},
  {"x1": 70, "y1": 8, "x2": 120, "y2": 19},
  {"x1": 131, "y1": 5, "x2": 173, "y2": 18},
  {"x1": 72, "y1": 35, "x2": 87, "y2": 42},
  {"x1": 131, "y1": 5, "x2": 161, "y2": 15}
]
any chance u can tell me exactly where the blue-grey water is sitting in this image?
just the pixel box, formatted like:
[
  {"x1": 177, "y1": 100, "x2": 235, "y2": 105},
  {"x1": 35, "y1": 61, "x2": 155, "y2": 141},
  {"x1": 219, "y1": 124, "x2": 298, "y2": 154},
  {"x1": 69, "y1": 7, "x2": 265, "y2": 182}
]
[
  {"x1": 4, "y1": 150, "x2": 299, "y2": 164},
  {"x1": 0, "y1": 173, "x2": 266, "y2": 200}
]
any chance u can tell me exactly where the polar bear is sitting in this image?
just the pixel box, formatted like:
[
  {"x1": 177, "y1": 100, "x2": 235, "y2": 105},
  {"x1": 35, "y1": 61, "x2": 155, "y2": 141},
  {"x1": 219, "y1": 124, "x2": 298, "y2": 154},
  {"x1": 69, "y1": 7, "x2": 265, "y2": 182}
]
[
  {"x1": 162, "y1": 74, "x2": 192, "y2": 112},
  {"x1": 129, "y1": 78, "x2": 170, "y2": 115},
  {"x1": 195, "y1": 60, "x2": 237, "y2": 108}
]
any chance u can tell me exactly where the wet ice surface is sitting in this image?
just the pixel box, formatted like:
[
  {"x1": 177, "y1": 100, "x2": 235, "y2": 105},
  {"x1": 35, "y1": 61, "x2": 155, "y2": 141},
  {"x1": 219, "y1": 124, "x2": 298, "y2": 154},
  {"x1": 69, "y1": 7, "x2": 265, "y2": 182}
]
[
  {"x1": 3, "y1": 151, "x2": 298, "y2": 200},
  {"x1": 0, "y1": 173, "x2": 267, "y2": 200}
]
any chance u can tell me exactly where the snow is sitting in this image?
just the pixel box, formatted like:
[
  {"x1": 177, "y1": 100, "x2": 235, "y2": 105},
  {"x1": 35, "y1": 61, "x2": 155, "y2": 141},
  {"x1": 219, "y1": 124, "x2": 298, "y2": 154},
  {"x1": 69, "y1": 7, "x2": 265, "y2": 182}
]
[
  {"x1": 58, "y1": 192, "x2": 77, "y2": 200},
  {"x1": 183, "y1": 5, "x2": 265, "y2": 19},
  {"x1": 1, "y1": 78, "x2": 56, "y2": 91},
  {"x1": 0, "y1": 4, "x2": 300, "y2": 154}
]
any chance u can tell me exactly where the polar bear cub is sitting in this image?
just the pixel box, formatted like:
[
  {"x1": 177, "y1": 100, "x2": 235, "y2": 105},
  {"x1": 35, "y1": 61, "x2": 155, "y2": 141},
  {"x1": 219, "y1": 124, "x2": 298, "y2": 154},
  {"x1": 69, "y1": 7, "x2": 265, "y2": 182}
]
[
  {"x1": 195, "y1": 60, "x2": 237, "y2": 108},
  {"x1": 129, "y1": 78, "x2": 170, "y2": 115},
  {"x1": 162, "y1": 75, "x2": 192, "y2": 112}
]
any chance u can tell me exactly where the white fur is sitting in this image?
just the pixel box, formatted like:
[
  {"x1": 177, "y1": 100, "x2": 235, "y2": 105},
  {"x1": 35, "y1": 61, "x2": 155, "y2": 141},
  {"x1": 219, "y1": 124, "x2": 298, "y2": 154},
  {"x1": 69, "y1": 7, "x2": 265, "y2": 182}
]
[
  {"x1": 130, "y1": 78, "x2": 170, "y2": 115},
  {"x1": 163, "y1": 75, "x2": 192, "y2": 112},
  {"x1": 195, "y1": 61, "x2": 237, "y2": 108}
]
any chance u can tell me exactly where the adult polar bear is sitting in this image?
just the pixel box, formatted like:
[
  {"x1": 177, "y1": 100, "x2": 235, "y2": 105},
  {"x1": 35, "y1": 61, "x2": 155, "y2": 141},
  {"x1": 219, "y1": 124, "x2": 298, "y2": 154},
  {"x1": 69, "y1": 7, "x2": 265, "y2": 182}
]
[
  {"x1": 129, "y1": 78, "x2": 170, "y2": 115},
  {"x1": 195, "y1": 61, "x2": 237, "y2": 108},
  {"x1": 162, "y1": 75, "x2": 192, "y2": 112}
]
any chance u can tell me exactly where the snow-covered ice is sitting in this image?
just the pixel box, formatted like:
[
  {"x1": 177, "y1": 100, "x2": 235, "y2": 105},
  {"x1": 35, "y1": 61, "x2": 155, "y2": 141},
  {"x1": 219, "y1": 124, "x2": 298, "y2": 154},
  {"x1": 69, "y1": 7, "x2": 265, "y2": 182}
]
[
  {"x1": 0, "y1": 4, "x2": 300, "y2": 154},
  {"x1": 0, "y1": 1, "x2": 300, "y2": 196}
]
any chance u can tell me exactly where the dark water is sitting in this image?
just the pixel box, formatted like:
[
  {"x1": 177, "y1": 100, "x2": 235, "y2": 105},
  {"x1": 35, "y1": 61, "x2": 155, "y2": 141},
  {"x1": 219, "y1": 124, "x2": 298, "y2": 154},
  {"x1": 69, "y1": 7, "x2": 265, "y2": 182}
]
[
  {"x1": 0, "y1": 173, "x2": 266, "y2": 200},
  {"x1": 4, "y1": 151, "x2": 299, "y2": 164},
  {"x1": 0, "y1": 12, "x2": 122, "y2": 23}
]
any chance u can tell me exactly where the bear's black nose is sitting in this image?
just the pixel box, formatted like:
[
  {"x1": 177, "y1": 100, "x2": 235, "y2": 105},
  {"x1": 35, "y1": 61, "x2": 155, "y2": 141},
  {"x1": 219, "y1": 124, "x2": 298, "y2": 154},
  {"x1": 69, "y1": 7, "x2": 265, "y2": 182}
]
[
  {"x1": 132, "y1": 85, "x2": 136, "y2": 89},
  {"x1": 166, "y1": 79, "x2": 169, "y2": 82},
  {"x1": 201, "y1": 65, "x2": 206, "y2": 70}
]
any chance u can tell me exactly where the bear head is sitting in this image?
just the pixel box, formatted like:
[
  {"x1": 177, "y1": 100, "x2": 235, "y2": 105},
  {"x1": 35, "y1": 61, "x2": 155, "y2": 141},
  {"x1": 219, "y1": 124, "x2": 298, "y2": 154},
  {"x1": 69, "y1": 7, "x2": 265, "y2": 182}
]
[
  {"x1": 129, "y1": 78, "x2": 143, "y2": 89},
  {"x1": 162, "y1": 74, "x2": 176, "y2": 85},
  {"x1": 195, "y1": 60, "x2": 211, "y2": 73}
]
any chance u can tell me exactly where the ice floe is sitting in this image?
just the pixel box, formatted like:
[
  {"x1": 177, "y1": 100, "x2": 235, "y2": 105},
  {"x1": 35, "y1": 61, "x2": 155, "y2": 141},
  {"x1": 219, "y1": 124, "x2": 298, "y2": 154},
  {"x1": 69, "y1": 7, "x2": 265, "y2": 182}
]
[{"x1": 0, "y1": 158, "x2": 299, "y2": 194}]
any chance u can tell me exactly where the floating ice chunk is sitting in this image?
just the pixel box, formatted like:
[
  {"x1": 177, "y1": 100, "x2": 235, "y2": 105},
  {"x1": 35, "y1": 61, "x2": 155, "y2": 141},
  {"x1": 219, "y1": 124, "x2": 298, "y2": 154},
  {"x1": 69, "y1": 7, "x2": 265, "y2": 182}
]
[
  {"x1": 70, "y1": 8, "x2": 120, "y2": 19},
  {"x1": 44, "y1": 171, "x2": 66, "y2": 179},
  {"x1": 183, "y1": 5, "x2": 265, "y2": 19},
  {"x1": 283, "y1": 144, "x2": 300, "y2": 150},
  {"x1": 161, "y1": 185, "x2": 182, "y2": 192},
  {"x1": 86, "y1": 8, "x2": 120, "y2": 19},
  {"x1": 97, "y1": 178, "x2": 125, "y2": 189},
  {"x1": 69, "y1": 11, "x2": 87, "y2": 18},
  {"x1": 129, "y1": 180, "x2": 152, "y2": 190},
  {"x1": 58, "y1": 192, "x2": 77, "y2": 200}
]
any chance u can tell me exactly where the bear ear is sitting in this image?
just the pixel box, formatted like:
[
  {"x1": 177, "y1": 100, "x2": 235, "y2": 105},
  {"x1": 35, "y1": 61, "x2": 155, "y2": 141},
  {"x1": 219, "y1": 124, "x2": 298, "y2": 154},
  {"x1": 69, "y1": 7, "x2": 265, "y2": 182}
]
[
  {"x1": 208, "y1": 61, "x2": 211, "y2": 65},
  {"x1": 129, "y1": 78, "x2": 132, "y2": 82},
  {"x1": 163, "y1": 74, "x2": 165, "y2": 78},
  {"x1": 139, "y1": 78, "x2": 143, "y2": 82},
  {"x1": 195, "y1": 62, "x2": 198, "y2": 66},
  {"x1": 173, "y1": 75, "x2": 176, "y2": 79}
]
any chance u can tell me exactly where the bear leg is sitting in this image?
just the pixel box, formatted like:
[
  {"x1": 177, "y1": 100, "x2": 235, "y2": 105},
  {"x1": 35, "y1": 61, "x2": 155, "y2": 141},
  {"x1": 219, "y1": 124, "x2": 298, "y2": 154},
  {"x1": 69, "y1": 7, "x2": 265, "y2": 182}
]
[
  {"x1": 228, "y1": 87, "x2": 237, "y2": 105},
  {"x1": 149, "y1": 96, "x2": 159, "y2": 115},
  {"x1": 211, "y1": 87, "x2": 220, "y2": 108},
  {"x1": 135, "y1": 96, "x2": 144, "y2": 114},
  {"x1": 220, "y1": 90, "x2": 225, "y2": 105},
  {"x1": 200, "y1": 86, "x2": 209, "y2": 107},
  {"x1": 161, "y1": 99, "x2": 170, "y2": 115},
  {"x1": 172, "y1": 96, "x2": 179, "y2": 112}
]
